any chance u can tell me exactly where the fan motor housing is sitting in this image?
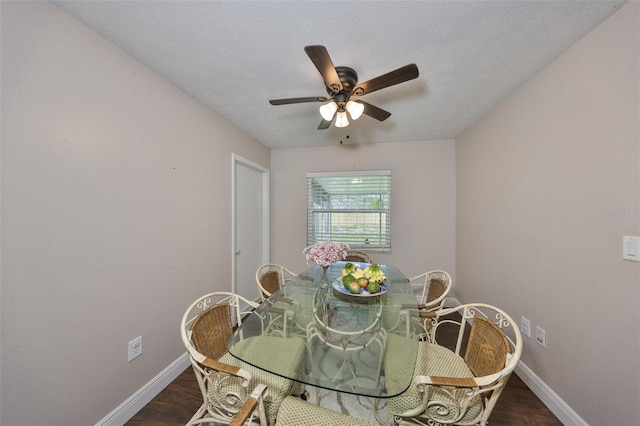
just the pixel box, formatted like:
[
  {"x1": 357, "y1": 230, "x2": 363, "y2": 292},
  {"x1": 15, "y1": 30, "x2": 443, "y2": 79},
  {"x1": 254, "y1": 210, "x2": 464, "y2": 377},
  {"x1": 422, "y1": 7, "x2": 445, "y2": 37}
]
[{"x1": 326, "y1": 66, "x2": 358, "y2": 100}]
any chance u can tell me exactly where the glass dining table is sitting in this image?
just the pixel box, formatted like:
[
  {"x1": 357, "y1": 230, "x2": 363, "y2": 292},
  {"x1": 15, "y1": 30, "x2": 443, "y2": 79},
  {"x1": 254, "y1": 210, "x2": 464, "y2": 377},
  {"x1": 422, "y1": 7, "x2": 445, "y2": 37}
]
[{"x1": 227, "y1": 261, "x2": 420, "y2": 398}]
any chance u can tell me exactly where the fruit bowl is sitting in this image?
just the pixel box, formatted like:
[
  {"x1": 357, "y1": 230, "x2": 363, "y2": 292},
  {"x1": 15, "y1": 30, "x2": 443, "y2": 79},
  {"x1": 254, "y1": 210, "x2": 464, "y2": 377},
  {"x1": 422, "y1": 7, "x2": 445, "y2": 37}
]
[{"x1": 332, "y1": 278, "x2": 388, "y2": 297}]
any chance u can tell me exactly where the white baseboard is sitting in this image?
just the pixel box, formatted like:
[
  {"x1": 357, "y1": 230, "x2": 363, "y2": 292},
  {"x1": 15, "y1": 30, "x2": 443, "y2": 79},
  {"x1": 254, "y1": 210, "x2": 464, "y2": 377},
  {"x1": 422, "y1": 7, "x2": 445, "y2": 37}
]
[
  {"x1": 515, "y1": 360, "x2": 587, "y2": 425},
  {"x1": 444, "y1": 296, "x2": 461, "y2": 308},
  {"x1": 95, "y1": 353, "x2": 191, "y2": 426}
]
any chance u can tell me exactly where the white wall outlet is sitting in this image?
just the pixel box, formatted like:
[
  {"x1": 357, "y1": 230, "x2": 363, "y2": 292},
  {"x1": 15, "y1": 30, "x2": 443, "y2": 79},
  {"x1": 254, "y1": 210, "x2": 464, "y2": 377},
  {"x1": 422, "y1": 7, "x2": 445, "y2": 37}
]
[
  {"x1": 128, "y1": 336, "x2": 143, "y2": 362},
  {"x1": 520, "y1": 316, "x2": 531, "y2": 337},
  {"x1": 536, "y1": 326, "x2": 546, "y2": 347}
]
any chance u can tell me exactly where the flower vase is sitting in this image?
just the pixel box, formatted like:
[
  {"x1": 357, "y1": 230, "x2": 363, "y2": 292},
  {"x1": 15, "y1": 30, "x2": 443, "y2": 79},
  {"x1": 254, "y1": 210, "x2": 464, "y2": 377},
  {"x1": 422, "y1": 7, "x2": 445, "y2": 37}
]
[{"x1": 320, "y1": 266, "x2": 330, "y2": 289}]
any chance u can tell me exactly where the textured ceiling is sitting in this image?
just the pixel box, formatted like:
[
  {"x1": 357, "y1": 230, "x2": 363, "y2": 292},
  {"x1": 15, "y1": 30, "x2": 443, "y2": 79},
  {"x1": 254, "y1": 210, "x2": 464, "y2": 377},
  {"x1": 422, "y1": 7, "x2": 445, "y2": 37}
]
[{"x1": 53, "y1": 1, "x2": 623, "y2": 149}]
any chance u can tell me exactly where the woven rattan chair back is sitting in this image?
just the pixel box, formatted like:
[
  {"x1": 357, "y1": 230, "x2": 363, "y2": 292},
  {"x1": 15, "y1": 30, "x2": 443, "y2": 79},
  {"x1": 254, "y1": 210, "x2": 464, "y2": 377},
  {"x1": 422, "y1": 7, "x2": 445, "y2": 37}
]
[
  {"x1": 425, "y1": 278, "x2": 447, "y2": 304},
  {"x1": 464, "y1": 316, "x2": 511, "y2": 377},
  {"x1": 409, "y1": 270, "x2": 452, "y2": 312},
  {"x1": 191, "y1": 304, "x2": 233, "y2": 361},
  {"x1": 344, "y1": 250, "x2": 373, "y2": 263},
  {"x1": 260, "y1": 271, "x2": 280, "y2": 297},
  {"x1": 256, "y1": 263, "x2": 297, "y2": 300}
]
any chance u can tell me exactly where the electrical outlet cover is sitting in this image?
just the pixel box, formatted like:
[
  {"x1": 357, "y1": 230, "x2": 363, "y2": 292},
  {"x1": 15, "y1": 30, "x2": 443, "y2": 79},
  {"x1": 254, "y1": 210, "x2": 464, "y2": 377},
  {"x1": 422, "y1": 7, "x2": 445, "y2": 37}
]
[
  {"x1": 535, "y1": 326, "x2": 546, "y2": 348},
  {"x1": 128, "y1": 336, "x2": 143, "y2": 361}
]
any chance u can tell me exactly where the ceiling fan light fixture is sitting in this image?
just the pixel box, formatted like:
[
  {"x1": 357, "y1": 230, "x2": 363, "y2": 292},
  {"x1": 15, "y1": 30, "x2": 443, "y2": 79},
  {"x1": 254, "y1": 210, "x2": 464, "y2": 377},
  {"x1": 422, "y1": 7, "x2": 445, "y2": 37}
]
[
  {"x1": 346, "y1": 100, "x2": 364, "y2": 120},
  {"x1": 319, "y1": 101, "x2": 338, "y2": 121},
  {"x1": 335, "y1": 111, "x2": 349, "y2": 128}
]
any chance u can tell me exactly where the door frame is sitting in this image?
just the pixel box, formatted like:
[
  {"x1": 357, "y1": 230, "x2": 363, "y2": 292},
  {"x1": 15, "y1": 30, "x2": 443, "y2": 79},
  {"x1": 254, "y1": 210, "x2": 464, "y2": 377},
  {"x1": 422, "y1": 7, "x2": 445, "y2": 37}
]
[{"x1": 231, "y1": 153, "x2": 270, "y2": 294}]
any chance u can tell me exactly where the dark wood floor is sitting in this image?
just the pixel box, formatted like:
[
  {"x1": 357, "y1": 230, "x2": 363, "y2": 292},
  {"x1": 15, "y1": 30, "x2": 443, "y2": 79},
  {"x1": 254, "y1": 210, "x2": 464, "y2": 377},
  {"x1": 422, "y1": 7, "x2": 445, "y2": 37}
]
[{"x1": 127, "y1": 366, "x2": 562, "y2": 425}]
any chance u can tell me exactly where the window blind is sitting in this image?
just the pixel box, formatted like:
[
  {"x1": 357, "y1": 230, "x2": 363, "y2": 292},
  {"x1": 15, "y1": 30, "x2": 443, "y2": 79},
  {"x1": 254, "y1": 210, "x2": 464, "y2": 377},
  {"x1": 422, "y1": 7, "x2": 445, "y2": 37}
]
[{"x1": 307, "y1": 170, "x2": 391, "y2": 251}]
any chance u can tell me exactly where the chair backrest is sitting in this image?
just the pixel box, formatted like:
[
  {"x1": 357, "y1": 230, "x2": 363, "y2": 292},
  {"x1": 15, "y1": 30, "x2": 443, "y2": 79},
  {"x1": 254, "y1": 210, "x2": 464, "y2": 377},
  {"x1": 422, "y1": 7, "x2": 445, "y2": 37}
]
[
  {"x1": 181, "y1": 292, "x2": 260, "y2": 363},
  {"x1": 425, "y1": 278, "x2": 447, "y2": 304},
  {"x1": 464, "y1": 316, "x2": 511, "y2": 377},
  {"x1": 409, "y1": 270, "x2": 452, "y2": 311},
  {"x1": 255, "y1": 264, "x2": 297, "y2": 300},
  {"x1": 191, "y1": 304, "x2": 233, "y2": 360},
  {"x1": 344, "y1": 250, "x2": 373, "y2": 263}
]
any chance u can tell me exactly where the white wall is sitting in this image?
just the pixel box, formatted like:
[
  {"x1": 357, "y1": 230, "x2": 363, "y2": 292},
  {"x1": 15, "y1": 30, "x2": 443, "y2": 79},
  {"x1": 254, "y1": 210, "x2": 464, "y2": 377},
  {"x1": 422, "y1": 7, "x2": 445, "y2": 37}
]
[
  {"x1": 271, "y1": 139, "x2": 456, "y2": 283},
  {"x1": 0, "y1": 2, "x2": 270, "y2": 425},
  {"x1": 456, "y1": 2, "x2": 639, "y2": 425}
]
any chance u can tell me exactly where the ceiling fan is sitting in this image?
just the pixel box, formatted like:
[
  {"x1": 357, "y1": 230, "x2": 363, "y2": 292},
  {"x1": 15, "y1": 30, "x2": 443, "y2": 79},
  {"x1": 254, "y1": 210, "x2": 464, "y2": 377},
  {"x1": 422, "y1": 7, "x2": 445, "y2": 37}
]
[{"x1": 269, "y1": 45, "x2": 419, "y2": 130}]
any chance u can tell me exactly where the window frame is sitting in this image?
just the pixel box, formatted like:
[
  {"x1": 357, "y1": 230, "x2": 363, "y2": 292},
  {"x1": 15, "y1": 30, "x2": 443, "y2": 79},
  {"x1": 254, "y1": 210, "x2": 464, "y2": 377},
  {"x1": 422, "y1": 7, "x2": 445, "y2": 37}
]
[{"x1": 306, "y1": 170, "x2": 391, "y2": 252}]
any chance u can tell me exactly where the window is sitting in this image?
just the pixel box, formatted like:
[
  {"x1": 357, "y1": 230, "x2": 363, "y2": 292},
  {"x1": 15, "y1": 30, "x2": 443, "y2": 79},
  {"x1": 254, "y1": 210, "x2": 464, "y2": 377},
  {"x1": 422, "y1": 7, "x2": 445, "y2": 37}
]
[{"x1": 307, "y1": 170, "x2": 391, "y2": 251}]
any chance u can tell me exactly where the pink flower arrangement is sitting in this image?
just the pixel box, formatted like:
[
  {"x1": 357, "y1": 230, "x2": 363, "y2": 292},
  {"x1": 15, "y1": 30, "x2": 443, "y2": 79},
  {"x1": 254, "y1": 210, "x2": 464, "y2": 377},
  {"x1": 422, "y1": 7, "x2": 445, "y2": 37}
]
[{"x1": 303, "y1": 241, "x2": 350, "y2": 268}]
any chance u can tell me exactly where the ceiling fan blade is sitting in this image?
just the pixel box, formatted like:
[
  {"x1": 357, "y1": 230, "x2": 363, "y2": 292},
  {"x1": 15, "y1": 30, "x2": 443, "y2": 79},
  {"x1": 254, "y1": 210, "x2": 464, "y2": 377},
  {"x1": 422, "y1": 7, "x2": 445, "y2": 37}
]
[
  {"x1": 269, "y1": 96, "x2": 328, "y2": 105},
  {"x1": 360, "y1": 101, "x2": 392, "y2": 121},
  {"x1": 317, "y1": 119, "x2": 332, "y2": 130},
  {"x1": 304, "y1": 45, "x2": 343, "y2": 93},
  {"x1": 353, "y1": 63, "x2": 419, "y2": 96}
]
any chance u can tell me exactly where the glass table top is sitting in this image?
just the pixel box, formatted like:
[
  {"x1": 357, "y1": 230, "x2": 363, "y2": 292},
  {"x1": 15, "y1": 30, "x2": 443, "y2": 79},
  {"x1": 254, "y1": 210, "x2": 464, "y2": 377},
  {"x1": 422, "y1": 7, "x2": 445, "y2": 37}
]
[{"x1": 228, "y1": 261, "x2": 419, "y2": 398}]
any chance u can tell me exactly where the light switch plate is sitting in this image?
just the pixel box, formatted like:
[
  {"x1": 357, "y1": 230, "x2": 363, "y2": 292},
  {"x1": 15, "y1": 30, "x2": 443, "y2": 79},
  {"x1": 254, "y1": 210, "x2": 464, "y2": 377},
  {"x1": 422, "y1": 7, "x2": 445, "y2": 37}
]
[
  {"x1": 623, "y1": 236, "x2": 640, "y2": 262},
  {"x1": 520, "y1": 316, "x2": 531, "y2": 337}
]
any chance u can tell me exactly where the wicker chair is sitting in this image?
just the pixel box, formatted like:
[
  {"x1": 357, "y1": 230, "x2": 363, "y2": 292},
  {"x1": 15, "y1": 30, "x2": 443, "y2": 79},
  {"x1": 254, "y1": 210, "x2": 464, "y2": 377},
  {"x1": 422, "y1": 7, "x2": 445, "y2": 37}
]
[
  {"x1": 344, "y1": 250, "x2": 373, "y2": 263},
  {"x1": 230, "y1": 384, "x2": 375, "y2": 426},
  {"x1": 384, "y1": 303, "x2": 523, "y2": 426},
  {"x1": 409, "y1": 270, "x2": 452, "y2": 312},
  {"x1": 407, "y1": 270, "x2": 452, "y2": 336},
  {"x1": 256, "y1": 263, "x2": 297, "y2": 300},
  {"x1": 180, "y1": 292, "x2": 306, "y2": 425}
]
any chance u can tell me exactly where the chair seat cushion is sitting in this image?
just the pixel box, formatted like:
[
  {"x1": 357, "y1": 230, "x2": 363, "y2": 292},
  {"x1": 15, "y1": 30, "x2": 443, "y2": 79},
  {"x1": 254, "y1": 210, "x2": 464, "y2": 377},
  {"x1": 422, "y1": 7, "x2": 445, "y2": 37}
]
[
  {"x1": 220, "y1": 335, "x2": 306, "y2": 421},
  {"x1": 276, "y1": 396, "x2": 375, "y2": 426},
  {"x1": 385, "y1": 335, "x2": 483, "y2": 423}
]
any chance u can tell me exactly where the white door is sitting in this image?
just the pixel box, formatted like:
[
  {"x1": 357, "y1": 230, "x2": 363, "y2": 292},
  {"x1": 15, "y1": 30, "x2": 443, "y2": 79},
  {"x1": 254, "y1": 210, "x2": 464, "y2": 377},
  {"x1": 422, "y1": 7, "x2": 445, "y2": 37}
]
[{"x1": 232, "y1": 154, "x2": 269, "y2": 303}]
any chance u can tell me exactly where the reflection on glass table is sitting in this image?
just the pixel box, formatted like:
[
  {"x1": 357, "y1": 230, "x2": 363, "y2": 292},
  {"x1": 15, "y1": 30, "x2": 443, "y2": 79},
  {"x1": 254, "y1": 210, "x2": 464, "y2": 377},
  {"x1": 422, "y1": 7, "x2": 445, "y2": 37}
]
[{"x1": 228, "y1": 261, "x2": 419, "y2": 398}]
